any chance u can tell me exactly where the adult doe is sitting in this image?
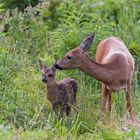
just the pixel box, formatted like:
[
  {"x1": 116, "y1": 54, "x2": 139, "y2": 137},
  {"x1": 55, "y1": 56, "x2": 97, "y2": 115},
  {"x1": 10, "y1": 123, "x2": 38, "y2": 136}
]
[
  {"x1": 54, "y1": 33, "x2": 135, "y2": 118},
  {"x1": 39, "y1": 60, "x2": 78, "y2": 118}
]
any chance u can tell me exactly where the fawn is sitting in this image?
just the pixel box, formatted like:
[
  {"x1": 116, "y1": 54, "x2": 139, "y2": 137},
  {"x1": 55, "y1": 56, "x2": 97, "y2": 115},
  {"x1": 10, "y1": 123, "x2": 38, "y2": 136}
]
[{"x1": 39, "y1": 60, "x2": 78, "y2": 118}]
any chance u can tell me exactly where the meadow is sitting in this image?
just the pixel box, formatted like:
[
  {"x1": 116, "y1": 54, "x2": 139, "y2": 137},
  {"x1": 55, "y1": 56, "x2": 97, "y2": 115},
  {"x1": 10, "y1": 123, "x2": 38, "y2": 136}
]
[{"x1": 0, "y1": 0, "x2": 140, "y2": 139}]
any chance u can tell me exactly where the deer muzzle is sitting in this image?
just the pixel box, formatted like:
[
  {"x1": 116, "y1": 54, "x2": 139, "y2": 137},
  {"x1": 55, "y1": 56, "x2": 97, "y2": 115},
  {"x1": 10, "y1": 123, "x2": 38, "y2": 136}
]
[{"x1": 54, "y1": 63, "x2": 63, "y2": 70}]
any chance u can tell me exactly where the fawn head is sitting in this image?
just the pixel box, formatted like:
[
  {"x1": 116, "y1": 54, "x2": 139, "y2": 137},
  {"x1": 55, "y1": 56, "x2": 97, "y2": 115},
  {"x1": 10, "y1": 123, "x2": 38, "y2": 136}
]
[
  {"x1": 54, "y1": 32, "x2": 95, "y2": 70},
  {"x1": 39, "y1": 60, "x2": 56, "y2": 84}
]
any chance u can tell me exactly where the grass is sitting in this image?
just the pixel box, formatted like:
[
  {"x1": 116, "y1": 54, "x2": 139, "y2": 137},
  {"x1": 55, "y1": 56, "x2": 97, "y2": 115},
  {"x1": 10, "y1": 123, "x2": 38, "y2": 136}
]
[
  {"x1": 0, "y1": 77, "x2": 140, "y2": 139},
  {"x1": 0, "y1": 0, "x2": 140, "y2": 139},
  {"x1": 0, "y1": 113, "x2": 140, "y2": 140}
]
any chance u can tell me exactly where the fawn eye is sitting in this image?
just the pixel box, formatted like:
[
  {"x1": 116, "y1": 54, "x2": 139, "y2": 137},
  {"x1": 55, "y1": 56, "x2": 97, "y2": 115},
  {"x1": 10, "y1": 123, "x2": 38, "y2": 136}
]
[
  {"x1": 48, "y1": 74, "x2": 53, "y2": 77},
  {"x1": 67, "y1": 55, "x2": 72, "y2": 60}
]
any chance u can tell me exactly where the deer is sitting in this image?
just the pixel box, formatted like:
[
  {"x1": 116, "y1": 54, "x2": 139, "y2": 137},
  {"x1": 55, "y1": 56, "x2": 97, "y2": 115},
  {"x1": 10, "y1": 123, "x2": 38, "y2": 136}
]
[
  {"x1": 54, "y1": 32, "x2": 135, "y2": 118},
  {"x1": 39, "y1": 60, "x2": 78, "y2": 118}
]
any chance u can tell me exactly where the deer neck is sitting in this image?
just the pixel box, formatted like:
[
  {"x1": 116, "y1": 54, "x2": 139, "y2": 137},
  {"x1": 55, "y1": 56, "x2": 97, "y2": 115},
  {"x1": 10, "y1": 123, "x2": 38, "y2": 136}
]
[{"x1": 79, "y1": 54, "x2": 112, "y2": 84}]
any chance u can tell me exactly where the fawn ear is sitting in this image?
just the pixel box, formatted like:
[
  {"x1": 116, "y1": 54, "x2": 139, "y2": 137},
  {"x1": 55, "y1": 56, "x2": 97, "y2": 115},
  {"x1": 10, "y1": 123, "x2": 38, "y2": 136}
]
[
  {"x1": 39, "y1": 60, "x2": 47, "y2": 70},
  {"x1": 52, "y1": 66, "x2": 56, "y2": 72},
  {"x1": 80, "y1": 32, "x2": 95, "y2": 52}
]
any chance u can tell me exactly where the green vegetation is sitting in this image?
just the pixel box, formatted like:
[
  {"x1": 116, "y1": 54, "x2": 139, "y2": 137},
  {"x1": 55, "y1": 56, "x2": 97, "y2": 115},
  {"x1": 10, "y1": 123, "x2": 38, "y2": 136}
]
[
  {"x1": 0, "y1": 0, "x2": 140, "y2": 139},
  {"x1": 0, "y1": 0, "x2": 39, "y2": 11}
]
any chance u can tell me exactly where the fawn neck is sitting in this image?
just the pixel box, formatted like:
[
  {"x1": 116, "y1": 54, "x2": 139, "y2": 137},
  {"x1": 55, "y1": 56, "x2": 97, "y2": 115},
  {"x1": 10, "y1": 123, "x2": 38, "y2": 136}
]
[
  {"x1": 46, "y1": 81, "x2": 58, "y2": 94},
  {"x1": 79, "y1": 54, "x2": 112, "y2": 84},
  {"x1": 45, "y1": 81, "x2": 59, "y2": 104}
]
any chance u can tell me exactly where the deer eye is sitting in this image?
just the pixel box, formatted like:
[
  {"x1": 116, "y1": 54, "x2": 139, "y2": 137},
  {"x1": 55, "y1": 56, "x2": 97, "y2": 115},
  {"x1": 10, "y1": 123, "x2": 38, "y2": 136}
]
[{"x1": 67, "y1": 55, "x2": 72, "y2": 60}]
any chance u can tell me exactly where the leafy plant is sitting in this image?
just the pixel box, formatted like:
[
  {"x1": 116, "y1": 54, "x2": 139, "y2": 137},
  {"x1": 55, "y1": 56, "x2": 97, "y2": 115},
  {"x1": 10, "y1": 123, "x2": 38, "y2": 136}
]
[{"x1": 0, "y1": 0, "x2": 39, "y2": 11}]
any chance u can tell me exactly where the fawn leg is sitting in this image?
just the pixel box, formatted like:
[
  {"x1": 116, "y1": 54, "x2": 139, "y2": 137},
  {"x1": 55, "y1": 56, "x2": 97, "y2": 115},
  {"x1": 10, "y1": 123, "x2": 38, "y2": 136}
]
[
  {"x1": 72, "y1": 93, "x2": 79, "y2": 113},
  {"x1": 53, "y1": 100, "x2": 64, "y2": 118},
  {"x1": 66, "y1": 106, "x2": 71, "y2": 116}
]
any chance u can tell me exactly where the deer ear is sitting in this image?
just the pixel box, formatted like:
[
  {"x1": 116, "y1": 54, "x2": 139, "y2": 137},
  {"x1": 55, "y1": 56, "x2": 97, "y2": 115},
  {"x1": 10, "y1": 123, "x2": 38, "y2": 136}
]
[
  {"x1": 39, "y1": 60, "x2": 47, "y2": 70},
  {"x1": 80, "y1": 32, "x2": 95, "y2": 52}
]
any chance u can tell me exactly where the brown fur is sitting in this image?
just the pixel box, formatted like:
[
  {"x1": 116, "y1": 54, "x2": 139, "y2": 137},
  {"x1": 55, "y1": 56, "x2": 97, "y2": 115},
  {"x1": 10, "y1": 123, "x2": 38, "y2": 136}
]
[
  {"x1": 39, "y1": 61, "x2": 78, "y2": 118},
  {"x1": 54, "y1": 33, "x2": 135, "y2": 118}
]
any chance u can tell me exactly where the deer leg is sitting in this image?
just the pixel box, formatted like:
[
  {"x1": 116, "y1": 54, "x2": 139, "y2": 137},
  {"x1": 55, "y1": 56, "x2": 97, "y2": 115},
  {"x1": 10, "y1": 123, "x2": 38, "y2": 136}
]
[
  {"x1": 125, "y1": 83, "x2": 133, "y2": 118},
  {"x1": 107, "y1": 91, "x2": 112, "y2": 112},
  {"x1": 101, "y1": 83, "x2": 109, "y2": 114}
]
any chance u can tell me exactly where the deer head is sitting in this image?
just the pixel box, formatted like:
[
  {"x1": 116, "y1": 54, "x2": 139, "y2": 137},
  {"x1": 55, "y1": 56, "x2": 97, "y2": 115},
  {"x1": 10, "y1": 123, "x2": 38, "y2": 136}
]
[
  {"x1": 39, "y1": 60, "x2": 56, "y2": 84},
  {"x1": 54, "y1": 32, "x2": 95, "y2": 70}
]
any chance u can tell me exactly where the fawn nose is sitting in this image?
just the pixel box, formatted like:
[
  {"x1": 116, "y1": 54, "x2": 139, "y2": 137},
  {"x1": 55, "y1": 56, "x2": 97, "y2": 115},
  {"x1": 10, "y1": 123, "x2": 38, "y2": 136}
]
[
  {"x1": 54, "y1": 63, "x2": 62, "y2": 70},
  {"x1": 42, "y1": 78, "x2": 47, "y2": 83}
]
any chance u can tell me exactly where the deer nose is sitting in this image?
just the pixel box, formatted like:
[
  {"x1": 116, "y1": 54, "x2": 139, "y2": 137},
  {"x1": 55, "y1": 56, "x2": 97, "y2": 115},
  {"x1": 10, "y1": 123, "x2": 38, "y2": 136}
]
[{"x1": 54, "y1": 63, "x2": 62, "y2": 70}]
